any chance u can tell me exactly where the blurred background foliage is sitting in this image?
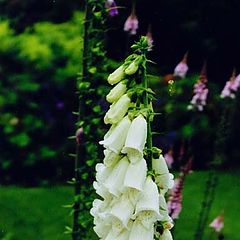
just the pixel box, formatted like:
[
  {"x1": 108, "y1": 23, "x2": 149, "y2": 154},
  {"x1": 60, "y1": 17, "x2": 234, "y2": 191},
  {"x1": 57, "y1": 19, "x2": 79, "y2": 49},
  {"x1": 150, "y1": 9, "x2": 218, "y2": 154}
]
[{"x1": 0, "y1": 0, "x2": 240, "y2": 185}]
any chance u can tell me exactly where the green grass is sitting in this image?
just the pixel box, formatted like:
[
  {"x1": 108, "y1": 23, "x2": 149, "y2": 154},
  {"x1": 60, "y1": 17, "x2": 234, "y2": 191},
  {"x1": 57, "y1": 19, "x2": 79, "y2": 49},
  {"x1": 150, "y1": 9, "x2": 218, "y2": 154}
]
[{"x1": 0, "y1": 171, "x2": 239, "y2": 240}]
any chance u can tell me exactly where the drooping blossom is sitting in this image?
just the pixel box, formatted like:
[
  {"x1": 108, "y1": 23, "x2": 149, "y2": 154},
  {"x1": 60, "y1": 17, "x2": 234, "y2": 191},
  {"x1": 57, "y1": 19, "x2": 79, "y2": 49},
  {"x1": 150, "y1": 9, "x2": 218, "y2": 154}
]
[
  {"x1": 209, "y1": 213, "x2": 224, "y2": 232},
  {"x1": 220, "y1": 69, "x2": 239, "y2": 99},
  {"x1": 164, "y1": 149, "x2": 174, "y2": 169},
  {"x1": 173, "y1": 52, "x2": 189, "y2": 78},
  {"x1": 167, "y1": 158, "x2": 192, "y2": 220},
  {"x1": 188, "y1": 64, "x2": 208, "y2": 111},
  {"x1": 124, "y1": 7, "x2": 138, "y2": 35},
  {"x1": 105, "y1": 0, "x2": 119, "y2": 17}
]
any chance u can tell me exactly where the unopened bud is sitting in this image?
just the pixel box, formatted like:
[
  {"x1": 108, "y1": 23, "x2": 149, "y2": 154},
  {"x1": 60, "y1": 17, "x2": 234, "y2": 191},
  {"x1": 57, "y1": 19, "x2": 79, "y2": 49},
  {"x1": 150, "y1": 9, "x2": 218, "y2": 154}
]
[{"x1": 76, "y1": 127, "x2": 84, "y2": 145}]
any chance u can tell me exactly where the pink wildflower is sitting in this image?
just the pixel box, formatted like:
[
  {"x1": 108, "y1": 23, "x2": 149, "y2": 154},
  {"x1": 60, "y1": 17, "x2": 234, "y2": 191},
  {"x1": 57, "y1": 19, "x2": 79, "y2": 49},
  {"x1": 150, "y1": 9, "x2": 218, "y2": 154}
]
[
  {"x1": 124, "y1": 7, "x2": 138, "y2": 35},
  {"x1": 220, "y1": 70, "x2": 239, "y2": 99},
  {"x1": 167, "y1": 158, "x2": 192, "y2": 220},
  {"x1": 174, "y1": 52, "x2": 189, "y2": 78},
  {"x1": 209, "y1": 213, "x2": 224, "y2": 232},
  {"x1": 164, "y1": 149, "x2": 174, "y2": 169},
  {"x1": 105, "y1": 0, "x2": 119, "y2": 17},
  {"x1": 188, "y1": 64, "x2": 208, "y2": 111}
]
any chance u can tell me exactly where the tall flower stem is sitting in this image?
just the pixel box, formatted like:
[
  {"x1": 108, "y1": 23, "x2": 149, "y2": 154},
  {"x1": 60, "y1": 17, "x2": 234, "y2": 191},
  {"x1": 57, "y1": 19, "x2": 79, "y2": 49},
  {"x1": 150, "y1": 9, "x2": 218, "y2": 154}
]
[
  {"x1": 72, "y1": 1, "x2": 90, "y2": 239},
  {"x1": 141, "y1": 53, "x2": 153, "y2": 170}
]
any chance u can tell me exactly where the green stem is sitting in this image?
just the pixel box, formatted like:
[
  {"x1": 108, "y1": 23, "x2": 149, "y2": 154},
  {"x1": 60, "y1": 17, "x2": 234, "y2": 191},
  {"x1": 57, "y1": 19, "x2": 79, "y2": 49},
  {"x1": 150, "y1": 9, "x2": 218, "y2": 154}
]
[
  {"x1": 142, "y1": 55, "x2": 153, "y2": 170},
  {"x1": 72, "y1": 1, "x2": 91, "y2": 239}
]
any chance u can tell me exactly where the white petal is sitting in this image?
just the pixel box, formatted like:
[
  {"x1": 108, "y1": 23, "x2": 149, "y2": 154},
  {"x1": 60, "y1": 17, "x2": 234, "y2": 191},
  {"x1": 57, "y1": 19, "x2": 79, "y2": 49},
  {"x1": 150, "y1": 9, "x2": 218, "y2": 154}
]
[
  {"x1": 106, "y1": 81, "x2": 127, "y2": 103},
  {"x1": 95, "y1": 163, "x2": 112, "y2": 183},
  {"x1": 103, "y1": 156, "x2": 129, "y2": 197},
  {"x1": 100, "y1": 116, "x2": 131, "y2": 154},
  {"x1": 94, "y1": 222, "x2": 111, "y2": 238},
  {"x1": 134, "y1": 176, "x2": 161, "y2": 221},
  {"x1": 110, "y1": 194, "x2": 135, "y2": 227},
  {"x1": 129, "y1": 218, "x2": 154, "y2": 240},
  {"x1": 152, "y1": 154, "x2": 169, "y2": 175},
  {"x1": 122, "y1": 114, "x2": 147, "y2": 163},
  {"x1": 124, "y1": 159, "x2": 147, "y2": 191}
]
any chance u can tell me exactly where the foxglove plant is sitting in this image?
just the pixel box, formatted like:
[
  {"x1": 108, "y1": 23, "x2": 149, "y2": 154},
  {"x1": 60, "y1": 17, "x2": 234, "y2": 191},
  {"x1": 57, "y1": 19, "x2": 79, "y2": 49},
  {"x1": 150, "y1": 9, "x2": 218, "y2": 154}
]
[
  {"x1": 124, "y1": 5, "x2": 139, "y2": 35},
  {"x1": 220, "y1": 70, "x2": 238, "y2": 99},
  {"x1": 91, "y1": 37, "x2": 174, "y2": 240},
  {"x1": 173, "y1": 53, "x2": 188, "y2": 79},
  {"x1": 167, "y1": 159, "x2": 192, "y2": 220},
  {"x1": 188, "y1": 65, "x2": 208, "y2": 111},
  {"x1": 209, "y1": 213, "x2": 224, "y2": 233}
]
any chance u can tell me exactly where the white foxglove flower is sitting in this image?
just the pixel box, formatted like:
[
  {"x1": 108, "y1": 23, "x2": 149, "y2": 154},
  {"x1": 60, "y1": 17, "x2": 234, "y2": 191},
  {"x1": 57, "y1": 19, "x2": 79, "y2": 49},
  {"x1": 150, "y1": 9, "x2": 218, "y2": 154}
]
[
  {"x1": 159, "y1": 193, "x2": 172, "y2": 222},
  {"x1": 122, "y1": 114, "x2": 147, "y2": 163},
  {"x1": 152, "y1": 155, "x2": 174, "y2": 193},
  {"x1": 108, "y1": 65, "x2": 125, "y2": 85},
  {"x1": 133, "y1": 176, "x2": 161, "y2": 228},
  {"x1": 100, "y1": 116, "x2": 131, "y2": 154},
  {"x1": 110, "y1": 194, "x2": 135, "y2": 227},
  {"x1": 103, "y1": 156, "x2": 130, "y2": 197},
  {"x1": 129, "y1": 218, "x2": 154, "y2": 240},
  {"x1": 106, "y1": 81, "x2": 127, "y2": 103},
  {"x1": 103, "y1": 149, "x2": 122, "y2": 167},
  {"x1": 159, "y1": 229, "x2": 173, "y2": 240},
  {"x1": 124, "y1": 158, "x2": 147, "y2": 191},
  {"x1": 104, "y1": 94, "x2": 131, "y2": 124},
  {"x1": 105, "y1": 227, "x2": 131, "y2": 240},
  {"x1": 152, "y1": 154, "x2": 169, "y2": 175}
]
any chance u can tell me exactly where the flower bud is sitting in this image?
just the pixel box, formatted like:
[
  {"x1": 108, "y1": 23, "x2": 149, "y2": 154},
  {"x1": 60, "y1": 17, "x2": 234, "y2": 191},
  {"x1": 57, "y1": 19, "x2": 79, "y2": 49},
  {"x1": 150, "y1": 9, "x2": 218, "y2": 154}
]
[
  {"x1": 104, "y1": 94, "x2": 131, "y2": 124},
  {"x1": 125, "y1": 60, "x2": 139, "y2": 75},
  {"x1": 108, "y1": 65, "x2": 125, "y2": 85},
  {"x1": 75, "y1": 127, "x2": 84, "y2": 145},
  {"x1": 122, "y1": 114, "x2": 147, "y2": 163},
  {"x1": 106, "y1": 81, "x2": 127, "y2": 103}
]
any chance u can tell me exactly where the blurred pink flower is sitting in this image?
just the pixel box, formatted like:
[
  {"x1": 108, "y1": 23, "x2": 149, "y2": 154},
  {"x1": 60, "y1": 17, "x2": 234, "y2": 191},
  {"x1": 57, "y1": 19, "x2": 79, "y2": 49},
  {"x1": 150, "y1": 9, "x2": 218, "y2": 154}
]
[
  {"x1": 167, "y1": 158, "x2": 192, "y2": 220},
  {"x1": 188, "y1": 64, "x2": 208, "y2": 111},
  {"x1": 124, "y1": 8, "x2": 138, "y2": 35},
  {"x1": 105, "y1": 0, "x2": 119, "y2": 17},
  {"x1": 209, "y1": 213, "x2": 224, "y2": 232},
  {"x1": 221, "y1": 70, "x2": 239, "y2": 99},
  {"x1": 164, "y1": 149, "x2": 174, "y2": 169},
  {"x1": 146, "y1": 26, "x2": 153, "y2": 51},
  {"x1": 173, "y1": 53, "x2": 189, "y2": 78}
]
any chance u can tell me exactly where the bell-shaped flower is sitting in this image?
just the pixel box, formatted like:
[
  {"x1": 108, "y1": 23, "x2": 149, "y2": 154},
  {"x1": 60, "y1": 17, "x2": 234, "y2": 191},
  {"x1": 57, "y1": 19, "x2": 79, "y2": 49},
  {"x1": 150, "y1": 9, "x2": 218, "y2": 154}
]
[
  {"x1": 105, "y1": 0, "x2": 119, "y2": 17},
  {"x1": 159, "y1": 229, "x2": 173, "y2": 240},
  {"x1": 110, "y1": 193, "x2": 135, "y2": 227},
  {"x1": 103, "y1": 156, "x2": 130, "y2": 197},
  {"x1": 158, "y1": 173, "x2": 174, "y2": 195},
  {"x1": 108, "y1": 65, "x2": 125, "y2": 85},
  {"x1": 133, "y1": 176, "x2": 161, "y2": 228},
  {"x1": 100, "y1": 116, "x2": 131, "y2": 154},
  {"x1": 152, "y1": 154, "x2": 169, "y2": 175},
  {"x1": 124, "y1": 158, "x2": 147, "y2": 191},
  {"x1": 122, "y1": 114, "x2": 147, "y2": 163},
  {"x1": 159, "y1": 193, "x2": 172, "y2": 222},
  {"x1": 104, "y1": 94, "x2": 131, "y2": 124},
  {"x1": 103, "y1": 149, "x2": 122, "y2": 167},
  {"x1": 95, "y1": 163, "x2": 112, "y2": 183},
  {"x1": 106, "y1": 81, "x2": 127, "y2": 103},
  {"x1": 129, "y1": 217, "x2": 154, "y2": 240}
]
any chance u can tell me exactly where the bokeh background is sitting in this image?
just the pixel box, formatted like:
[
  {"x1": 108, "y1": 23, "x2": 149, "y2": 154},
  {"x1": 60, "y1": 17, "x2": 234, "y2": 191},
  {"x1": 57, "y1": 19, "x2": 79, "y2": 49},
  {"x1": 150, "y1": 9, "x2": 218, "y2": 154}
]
[{"x1": 0, "y1": 0, "x2": 240, "y2": 239}]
